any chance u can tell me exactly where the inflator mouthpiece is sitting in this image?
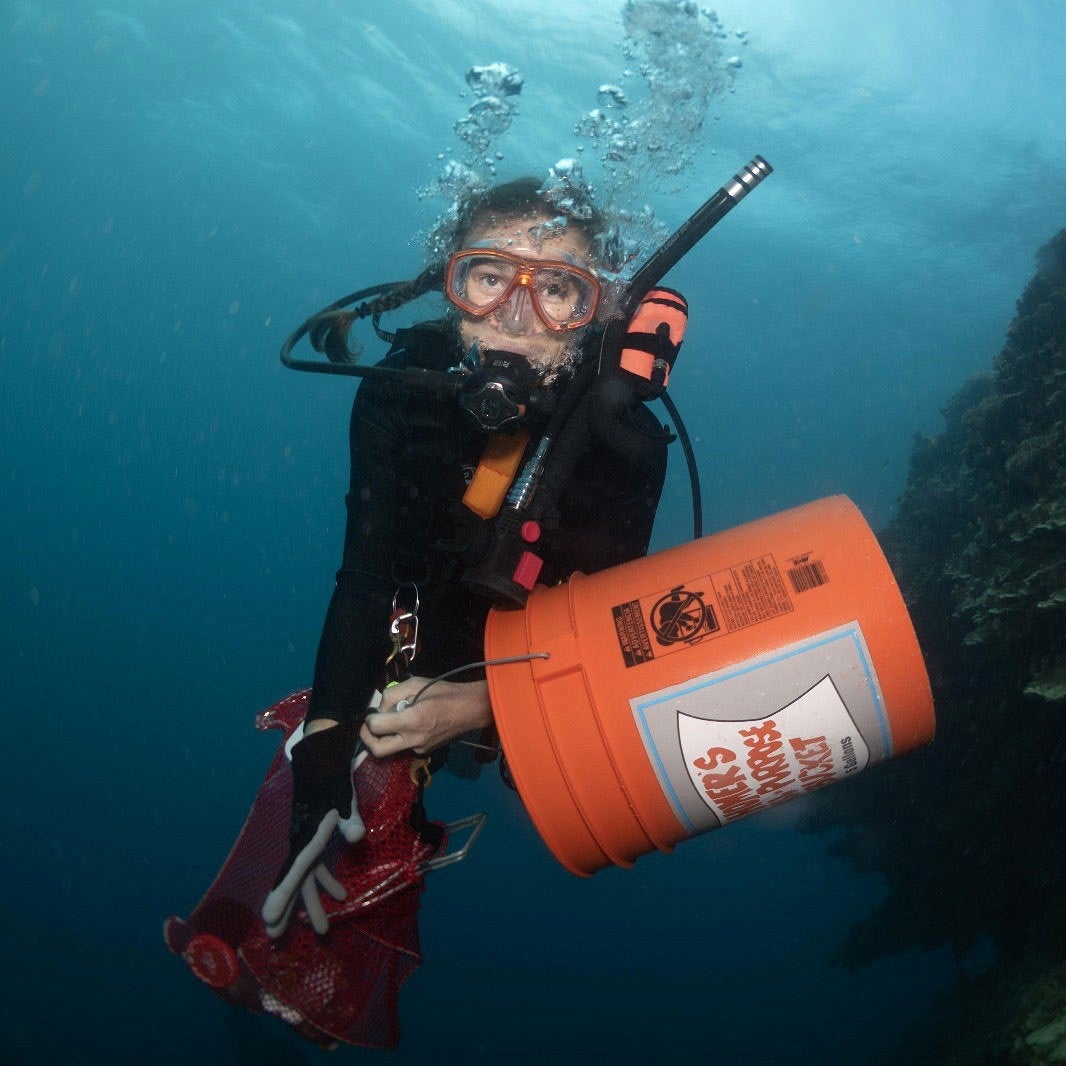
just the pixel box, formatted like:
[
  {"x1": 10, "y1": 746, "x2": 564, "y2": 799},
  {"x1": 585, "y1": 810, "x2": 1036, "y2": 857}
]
[{"x1": 618, "y1": 287, "x2": 689, "y2": 394}]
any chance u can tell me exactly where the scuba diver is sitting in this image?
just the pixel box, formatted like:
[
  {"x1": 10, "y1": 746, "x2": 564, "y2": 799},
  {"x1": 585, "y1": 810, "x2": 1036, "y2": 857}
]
[
  {"x1": 261, "y1": 177, "x2": 675, "y2": 938},
  {"x1": 166, "y1": 158, "x2": 773, "y2": 1047}
]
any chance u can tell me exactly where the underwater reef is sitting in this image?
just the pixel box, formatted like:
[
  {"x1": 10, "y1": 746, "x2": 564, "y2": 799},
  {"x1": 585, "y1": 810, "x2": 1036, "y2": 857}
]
[{"x1": 800, "y1": 230, "x2": 1066, "y2": 1063}]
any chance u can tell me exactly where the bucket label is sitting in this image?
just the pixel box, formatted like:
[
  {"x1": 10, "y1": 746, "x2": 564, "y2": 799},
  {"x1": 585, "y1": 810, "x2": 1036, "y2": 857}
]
[
  {"x1": 611, "y1": 555, "x2": 795, "y2": 668},
  {"x1": 613, "y1": 584, "x2": 720, "y2": 666},
  {"x1": 711, "y1": 553, "x2": 793, "y2": 631},
  {"x1": 630, "y1": 623, "x2": 889, "y2": 833}
]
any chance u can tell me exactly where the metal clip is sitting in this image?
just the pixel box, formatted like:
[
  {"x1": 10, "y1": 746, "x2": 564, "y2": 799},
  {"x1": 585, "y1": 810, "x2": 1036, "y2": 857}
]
[
  {"x1": 409, "y1": 756, "x2": 431, "y2": 788},
  {"x1": 417, "y1": 813, "x2": 488, "y2": 875},
  {"x1": 389, "y1": 584, "x2": 420, "y2": 663}
]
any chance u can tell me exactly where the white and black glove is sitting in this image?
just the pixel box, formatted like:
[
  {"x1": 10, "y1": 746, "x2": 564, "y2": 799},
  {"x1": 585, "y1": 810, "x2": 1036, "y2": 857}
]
[{"x1": 261, "y1": 718, "x2": 365, "y2": 939}]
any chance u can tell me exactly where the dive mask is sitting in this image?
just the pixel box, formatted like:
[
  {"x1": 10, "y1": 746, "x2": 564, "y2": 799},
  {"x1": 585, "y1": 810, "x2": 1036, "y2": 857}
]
[{"x1": 445, "y1": 248, "x2": 601, "y2": 332}]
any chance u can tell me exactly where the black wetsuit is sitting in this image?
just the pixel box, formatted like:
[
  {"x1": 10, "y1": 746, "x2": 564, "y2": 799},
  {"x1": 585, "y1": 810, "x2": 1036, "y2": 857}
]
[{"x1": 305, "y1": 319, "x2": 668, "y2": 728}]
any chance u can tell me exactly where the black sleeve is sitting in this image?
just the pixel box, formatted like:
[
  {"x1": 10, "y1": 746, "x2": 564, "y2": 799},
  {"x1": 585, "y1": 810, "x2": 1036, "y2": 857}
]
[
  {"x1": 550, "y1": 404, "x2": 669, "y2": 578},
  {"x1": 305, "y1": 377, "x2": 439, "y2": 725}
]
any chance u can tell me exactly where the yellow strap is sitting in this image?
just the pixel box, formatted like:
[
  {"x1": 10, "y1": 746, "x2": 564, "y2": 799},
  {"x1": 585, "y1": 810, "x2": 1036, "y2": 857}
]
[{"x1": 462, "y1": 429, "x2": 530, "y2": 519}]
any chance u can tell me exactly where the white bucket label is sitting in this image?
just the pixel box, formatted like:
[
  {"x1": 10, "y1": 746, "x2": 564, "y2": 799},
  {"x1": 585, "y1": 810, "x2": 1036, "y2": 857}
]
[
  {"x1": 676, "y1": 676, "x2": 870, "y2": 823},
  {"x1": 631, "y1": 622, "x2": 889, "y2": 833}
]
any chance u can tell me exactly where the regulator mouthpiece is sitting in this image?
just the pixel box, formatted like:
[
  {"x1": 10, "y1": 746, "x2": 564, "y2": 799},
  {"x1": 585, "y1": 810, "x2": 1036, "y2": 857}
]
[{"x1": 457, "y1": 350, "x2": 539, "y2": 432}]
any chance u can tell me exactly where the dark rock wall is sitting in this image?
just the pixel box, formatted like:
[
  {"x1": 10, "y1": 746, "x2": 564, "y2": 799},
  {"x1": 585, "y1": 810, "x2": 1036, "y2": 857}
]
[
  {"x1": 892, "y1": 230, "x2": 1066, "y2": 700},
  {"x1": 799, "y1": 230, "x2": 1066, "y2": 1062}
]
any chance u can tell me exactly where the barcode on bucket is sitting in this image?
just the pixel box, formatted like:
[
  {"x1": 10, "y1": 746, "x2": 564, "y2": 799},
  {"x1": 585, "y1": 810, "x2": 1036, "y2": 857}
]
[{"x1": 787, "y1": 556, "x2": 829, "y2": 594}]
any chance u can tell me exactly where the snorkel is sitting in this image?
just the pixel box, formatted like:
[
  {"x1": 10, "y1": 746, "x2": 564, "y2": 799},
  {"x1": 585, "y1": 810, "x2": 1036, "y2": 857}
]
[{"x1": 587, "y1": 156, "x2": 773, "y2": 528}]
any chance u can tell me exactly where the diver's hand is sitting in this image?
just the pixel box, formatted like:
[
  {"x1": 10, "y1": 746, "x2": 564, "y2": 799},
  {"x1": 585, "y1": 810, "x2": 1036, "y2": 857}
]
[
  {"x1": 360, "y1": 677, "x2": 492, "y2": 758},
  {"x1": 261, "y1": 719, "x2": 365, "y2": 939}
]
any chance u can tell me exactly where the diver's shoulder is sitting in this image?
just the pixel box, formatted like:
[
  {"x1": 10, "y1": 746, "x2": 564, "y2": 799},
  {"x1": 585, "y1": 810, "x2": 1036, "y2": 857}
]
[{"x1": 378, "y1": 318, "x2": 460, "y2": 373}]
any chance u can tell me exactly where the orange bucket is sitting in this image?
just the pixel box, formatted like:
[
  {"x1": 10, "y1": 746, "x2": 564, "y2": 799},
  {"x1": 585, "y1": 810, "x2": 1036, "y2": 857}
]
[{"x1": 484, "y1": 495, "x2": 934, "y2": 876}]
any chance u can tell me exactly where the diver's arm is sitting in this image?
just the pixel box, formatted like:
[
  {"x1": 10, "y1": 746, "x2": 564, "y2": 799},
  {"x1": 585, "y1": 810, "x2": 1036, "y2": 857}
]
[
  {"x1": 554, "y1": 424, "x2": 669, "y2": 576},
  {"x1": 360, "y1": 676, "x2": 492, "y2": 757},
  {"x1": 304, "y1": 572, "x2": 392, "y2": 727},
  {"x1": 599, "y1": 406, "x2": 670, "y2": 563},
  {"x1": 264, "y1": 372, "x2": 440, "y2": 936},
  {"x1": 305, "y1": 380, "x2": 430, "y2": 727}
]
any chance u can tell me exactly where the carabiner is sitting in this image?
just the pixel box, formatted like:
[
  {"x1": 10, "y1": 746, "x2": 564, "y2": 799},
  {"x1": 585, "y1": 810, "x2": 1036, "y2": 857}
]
[{"x1": 389, "y1": 584, "x2": 420, "y2": 664}]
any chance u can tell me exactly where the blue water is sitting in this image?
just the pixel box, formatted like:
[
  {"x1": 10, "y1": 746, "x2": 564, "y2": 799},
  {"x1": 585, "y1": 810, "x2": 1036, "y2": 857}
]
[{"x1": 3, "y1": 2, "x2": 1063, "y2": 1062}]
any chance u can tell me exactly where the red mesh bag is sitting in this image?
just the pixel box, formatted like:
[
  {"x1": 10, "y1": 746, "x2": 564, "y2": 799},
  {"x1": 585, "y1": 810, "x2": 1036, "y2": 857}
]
[{"x1": 164, "y1": 690, "x2": 449, "y2": 1049}]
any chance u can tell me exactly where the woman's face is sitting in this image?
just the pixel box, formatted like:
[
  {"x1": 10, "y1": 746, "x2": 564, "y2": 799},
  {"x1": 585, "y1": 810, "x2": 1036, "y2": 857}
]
[{"x1": 455, "y1": 214, "x2": 595, "y2": 375}]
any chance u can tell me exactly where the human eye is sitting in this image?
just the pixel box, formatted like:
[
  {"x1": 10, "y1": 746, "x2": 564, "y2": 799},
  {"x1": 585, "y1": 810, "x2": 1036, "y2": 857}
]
[
  {"x1": 469, "y1": 259, "x2": 514, "y2": 293},
  {"x1": 473, "y1": 269, "x2": 502, "y2": 290},
  {"x1": 537, "y1": 270, "x2": 575, "y2": 303}
]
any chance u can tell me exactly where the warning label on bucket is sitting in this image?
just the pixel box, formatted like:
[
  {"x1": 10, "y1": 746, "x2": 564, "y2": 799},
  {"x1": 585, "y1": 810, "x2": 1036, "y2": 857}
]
[
  {"x1": 611, "y1": 556, "x2": 792, "y2": 668},
  {"x1": 613, "y1": 584, "x2": 720, "y2": 666},
  {"x1": 630, "y1": 623, "x2": 887, "y2": 833},
  {"x1": 612, "y1": 599, "x2": 656, "y2": 666}
]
